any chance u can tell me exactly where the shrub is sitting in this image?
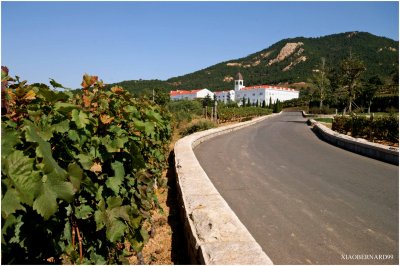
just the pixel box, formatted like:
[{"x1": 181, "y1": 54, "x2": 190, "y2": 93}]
[
  {"x1": 181, "y1": 119, "x2": 216, "y2": 136},
  {"x1": 218, "y1": 107, "x2": 272, "y2": 122},
  {"x1": 332, "y1": 114, "x2": 399, "y2": 143},
  {"x1": 1, "y1": 69, "x2": 171, "y2": 264}
]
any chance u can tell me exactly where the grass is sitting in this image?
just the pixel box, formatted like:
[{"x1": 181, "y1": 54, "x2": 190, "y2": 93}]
[{"x1": 314, "y1": 117, "x2": 333, "y2": 123}]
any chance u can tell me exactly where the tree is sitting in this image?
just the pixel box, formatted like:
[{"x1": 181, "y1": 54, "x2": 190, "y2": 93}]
[
  {"x1": 153, "y1": 88, "x2": 170, "y2": 106},
  {"x1": 203, "y1": 94, "x2": 212, "y2": 107},
  {"x1": 227, "y1": 92, "x2": 231, "y2": 103},
  {"x1": 269, "y1": 97, "x2": 273, "y2": 108},
  {"x1": 340, "y1": 53, "x2": 366, "y2": 113},
  {"x1": 242, "y1": 97, "x2": 246, "y2": 107},
  {"x1": 310, "y1": 58, "x2": 330, "y2": 109},
  {"x1": 273, "y1": 99, "x2": 281, "y2": 113},
  {"x1": 361, "y1": 75, "x2": 383, "y2": 114},
  {"x1": 256, "y1": 99, "x2": 259, "y2": 107},
  {"x1": 262, "y1": 100, "x2": 266, "y2": 108},
  {"x1": 247, "y1": 98, "x2": 251, "y2": 107}
]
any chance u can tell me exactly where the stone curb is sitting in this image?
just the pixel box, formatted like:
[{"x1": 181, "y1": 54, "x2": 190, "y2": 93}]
[
  {"x1": 174, "y1": 114, "x2": 279, "y2": 265},
  {"x1": 307, "y1": 118, "x2": 399, "y2": 165}
]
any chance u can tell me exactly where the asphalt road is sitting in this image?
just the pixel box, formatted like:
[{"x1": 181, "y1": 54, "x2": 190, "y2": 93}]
[{"x1": 194, "y1": 112, "x2": 399, "y2": 264}]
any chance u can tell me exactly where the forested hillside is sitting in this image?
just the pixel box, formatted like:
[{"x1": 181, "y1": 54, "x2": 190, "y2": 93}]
[{"x1": 107, "y1": 31, "x2": 398, "y2": 94}]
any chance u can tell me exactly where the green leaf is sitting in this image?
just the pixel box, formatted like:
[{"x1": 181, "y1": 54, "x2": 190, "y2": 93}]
[
  {"x1": 123, "y1": 105, "x2": 138, "y2": 114},
  {"x1": 1, "y1": 214, "x2": 17, "y2": 244},
  {"x1": 9, "y1": 215, "x2": 25, "y2": 247},
  {"x1": 3, "y1": 150, "x2": 41, "y2": 205},
  {"x1": 54, "y1": 102, "x2": 79, "y2": 114},
  {"x1": 63, "y1": 218, "x2": 72, "y2": 243},
  {"x1": 102, "y1": 135, "x2": 129, "y2": 153},
  {"x1": 105, "y1": 176, "x2": 122, "y2": 194},
  {"x1": 49, "y1": 78, "x2": 64, "y2": 89},
  {"x1": 140, "y1": 228, "x2": 150, "y2": 243},
  {"x1": 36, "y1": 83, "x2": 70, "y2": 102},
  {"x1": 1, "y1": 124, "x2": 21, "y2": 158},
  {"x1": 68, "y1": 129, "x2": 79, "y2": 142},
  {"x1": 94, "y1": 210, "x2": 106, "y2": 231},
  {"x1": 49, "y1": 178, "x2": 74, "y2": 202},
  {"x1": 32, "y1": 176, "x2": 74, "y2": 220},
  {"x1": 75, "y1": 205, "x2": 93, "y2": 219},
  {"x1": 106, "y1": 220, "x2": 126, "y2": 242},
  {"x1": 32, "y1": 182, "x2": 58, "y2": 220},
  {"x1": 146, "y1": 109, "x2": 163, "y2": 123},
  {"x1": 52, "y1": 120, "x2": 70, "y2": 133},
  {"x1": 1, "y1": 189, "x2": 26, "y2": 218},
  {"x1": 105, "y1": 162, "x2": 125, "y2": 194},
  {"x1": 90, "y1": 251, "x2": 107, "y2": 264},
  {"x1": 71, "y1": 109, "x2": 89, "y2": 129},
  {"x1": 144, "y1": 122, "x2": 155, "y2": 136},
  {"x1": 106, "y1": 196, "x2": 122, "y2": 209},
  {"x1": 24, "y1": 122, "x2": 67, "y2": 180},
  {"x1": 112, "y1": 161, "x2": 125, "y2": 178},
  {"x1": 68, "y1": 163, "x2": 82, "y2": 192},
  {"x1": 76, "y1": 154, "x2": 92, "y2": 170}
]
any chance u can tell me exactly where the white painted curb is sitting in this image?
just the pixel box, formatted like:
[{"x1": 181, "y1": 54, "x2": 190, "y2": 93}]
[{"x1": 174, "y1": 114, "x2": 278, "y2": 265}]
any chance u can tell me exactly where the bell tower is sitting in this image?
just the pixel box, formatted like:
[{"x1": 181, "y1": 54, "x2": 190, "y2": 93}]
[{"x1": 234, "y1": 72, "x2": 244, "y2": 91}]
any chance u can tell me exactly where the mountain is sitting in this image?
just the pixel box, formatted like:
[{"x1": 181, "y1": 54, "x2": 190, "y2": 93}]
[{"x1": 108, "y1": 32, "x2": 399, "y2": 93}]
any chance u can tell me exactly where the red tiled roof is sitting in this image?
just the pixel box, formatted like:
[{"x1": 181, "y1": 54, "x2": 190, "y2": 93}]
[
  {"x1": 170, "y1": 89, "x2": 202, "y2": 96},
  {"x1": 241, "y1": 85, "x2": 298, "y2": 92}
]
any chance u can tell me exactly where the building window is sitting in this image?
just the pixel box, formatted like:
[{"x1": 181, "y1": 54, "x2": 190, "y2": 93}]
[{"x1": 252, "y1": 93, "x2": 255, "y2": 96}]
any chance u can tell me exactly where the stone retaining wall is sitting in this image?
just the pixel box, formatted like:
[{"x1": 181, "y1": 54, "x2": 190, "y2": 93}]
[
  {"x1": 308, "y1": 118, "x2": 399, "y2": 165},
  {"x1": 174, "y1": 115, "x2": 278, "y2": 264}
]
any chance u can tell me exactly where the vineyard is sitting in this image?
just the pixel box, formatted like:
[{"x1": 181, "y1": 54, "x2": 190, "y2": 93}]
[
  {"x1": 1, "y1": 67, "x2": 172, "y2": 264},
  {"x1": 218, "y1": 107, "x2": 272, "y2": 123}
]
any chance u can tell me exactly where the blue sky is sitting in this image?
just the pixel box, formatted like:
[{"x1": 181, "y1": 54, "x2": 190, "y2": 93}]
[{"x1": 2, "y1": 1, "x2": 399, "y2": 88}]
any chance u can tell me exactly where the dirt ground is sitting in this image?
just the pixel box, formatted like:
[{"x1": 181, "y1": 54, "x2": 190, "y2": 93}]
[
  {"x1": 128, "y1": 118, "x2": 240, "y2": 265},
  {"x1": 128, "y1": 152, "x2": 189, "y2": 265}
]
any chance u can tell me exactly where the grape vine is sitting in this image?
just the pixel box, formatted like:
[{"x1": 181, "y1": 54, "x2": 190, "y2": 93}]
[{"x1": 1, "y1": 67, "x2": 171, "y2": 264}]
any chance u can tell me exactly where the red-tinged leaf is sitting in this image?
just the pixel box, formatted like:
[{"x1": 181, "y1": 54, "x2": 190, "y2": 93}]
[
  {"x1": 22, "y1": 90, "x2": 36, "y2": 101},
  {"x1": 83, "y1": 95, "x2": 91, "y2": 108},
  {"x1": 111, "y1": 86, "x2": 124, "y2": 94},
  {"x1": 81, "y1": 74, "x2": 98, "y2": 88},
  {"x1": 90, "y1": 162, "x2": 102, "y2": 173},
  {"x1": 100, "y1": 114, "x2": 114, "y2": 124}
]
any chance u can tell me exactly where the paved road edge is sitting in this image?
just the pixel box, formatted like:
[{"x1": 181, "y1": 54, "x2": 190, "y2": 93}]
[
  {"x1": 306, "y1": 115, "x2": 399, "y2": 165},
  {"x1": 174, "y1": 114, "x2": 278, "y2": 265}
]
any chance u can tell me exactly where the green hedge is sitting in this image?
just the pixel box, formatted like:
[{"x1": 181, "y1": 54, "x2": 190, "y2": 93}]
[{"x1": 332, "y1": 115, "x2": 398, "y2": 143}]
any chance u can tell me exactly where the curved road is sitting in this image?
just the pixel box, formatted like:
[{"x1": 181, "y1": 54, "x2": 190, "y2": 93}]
[{"x1": 194, "y1": 112, "x2": 398, "y2": 264}]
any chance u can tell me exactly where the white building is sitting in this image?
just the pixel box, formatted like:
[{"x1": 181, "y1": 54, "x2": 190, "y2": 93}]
[
  {"x1": 170, "y1": 88, "x2": 214, "y2": 101},
  {"x1": 169, "y1": 72, "x2": 299, "y2": 105},
  {"x1": 233, "y1": 72, "x2": 299, "y2": 106},
  {"x1": 214, "y1": 90, "x2": 235, "y2": 103}
]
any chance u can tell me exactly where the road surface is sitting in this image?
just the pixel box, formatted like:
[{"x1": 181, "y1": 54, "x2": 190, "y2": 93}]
[{"x1": 194, "y1": 112, "x2": 399, "y2": 264}]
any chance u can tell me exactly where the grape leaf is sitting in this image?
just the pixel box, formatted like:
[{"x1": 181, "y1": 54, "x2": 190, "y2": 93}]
[
  {"x1": 1, "y1": 189, "x2": 26, "y2": 218},
  {"x1": 71, "y1": 109, "x2": 89, "y2": 129},
  {"x1": 3, "y1": 150, "x2": 40, "y2": 205}
]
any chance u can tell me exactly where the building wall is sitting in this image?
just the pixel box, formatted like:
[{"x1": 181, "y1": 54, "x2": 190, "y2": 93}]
[
  {"x1": 236, "y1": 88, "x2": 299, "y2": 106},
  {"x1": 170, "y1": 88, "x2": 214, "y2": 101},
  {"x1": 171, "y1": 93, "x2": 198, "y2": 101},
  {"x1": 216, "y1": 90, "x2": 235, "y2": 103},
  {"x1": 196, "y1": 89, "x2": 214, "y2": 99}
]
